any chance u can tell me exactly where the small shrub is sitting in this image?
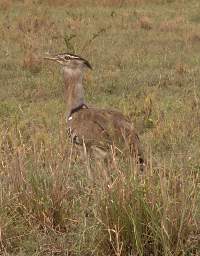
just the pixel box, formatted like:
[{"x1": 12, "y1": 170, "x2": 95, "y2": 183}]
[
  {"x1": 159, "y1": 17, "x2": 185, "y2": 32},
  {"x1": 22, "y1": 51, "x2": 42, "y2": 74},
  {"x1": 138, "y1": 16, "x2": 153, "y2": 30},
  {"x1": 0, "y1": 0, "x2": 11, "y2": 11}
]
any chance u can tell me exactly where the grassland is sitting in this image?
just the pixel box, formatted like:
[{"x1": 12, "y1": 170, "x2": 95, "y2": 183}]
[{"x1": 0, "y1": 0, "x2": 200, "y2": 255}]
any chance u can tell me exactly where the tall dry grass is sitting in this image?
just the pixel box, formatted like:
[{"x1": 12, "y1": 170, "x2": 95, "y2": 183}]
[
  {"x1": 0, "y1": 121, "x2": 199, "y2": 255},
  {"x1": 1, "y1": 0, "x2": 200, "y2": 254}
]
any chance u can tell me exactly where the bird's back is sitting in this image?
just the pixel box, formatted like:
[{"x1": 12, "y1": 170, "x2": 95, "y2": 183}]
[{"x1": 67, "y1": 108, "x2": 142, "y2": 158}]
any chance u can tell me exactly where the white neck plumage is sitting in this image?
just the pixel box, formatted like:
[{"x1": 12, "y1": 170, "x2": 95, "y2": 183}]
[{"x1": 63, "y1": 67, "x2": 86, "y2": 118}]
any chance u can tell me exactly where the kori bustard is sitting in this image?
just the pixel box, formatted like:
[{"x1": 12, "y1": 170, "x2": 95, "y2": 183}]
[{"x1": 45, "y1": 53, "x2": 144, "y2": 167}]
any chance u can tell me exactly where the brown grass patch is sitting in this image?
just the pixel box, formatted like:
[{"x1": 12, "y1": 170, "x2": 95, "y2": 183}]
[
  {"x1": 22, "y1": 51, "x2": 42, "y2": 73},
  {"x1": 18, "y1": 16, "x2": 54, "y2": 35},
  {"x1": 138, "y1": 16, "x2": 153, "y2": 30},
  {"x1": 187, "y1": 30, "x2": 200, "y2": 44},
  {"x1": 0, "y1": 0, "x2": 11, "y2": 11},
  {"x1": 43, "y1": 0, "x2": 131, "y2": 7},
  {"x1": 175, "y1": 62, "x2": 188, "y2": 75},
  {"x1": 159, "y1": 16, "x2": 185, "y2": 32},
  {"x1": 29, "y1": 0, "x2": 177, "y2": 7}
]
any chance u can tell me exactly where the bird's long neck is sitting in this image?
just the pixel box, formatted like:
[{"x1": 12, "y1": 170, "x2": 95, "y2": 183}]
[{"x1": 63, "y1": 67, "x2": 85, "y2": 118}]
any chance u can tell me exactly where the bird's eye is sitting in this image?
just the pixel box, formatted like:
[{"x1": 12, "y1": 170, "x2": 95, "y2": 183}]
[{"x1": 64, "y1": 56, "x2": 70, "y2": 60}]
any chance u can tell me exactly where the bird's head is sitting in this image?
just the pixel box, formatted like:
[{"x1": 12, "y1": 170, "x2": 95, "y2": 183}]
[{"x1": 44, "y1": 52, "x2": 92, "y2": 70}]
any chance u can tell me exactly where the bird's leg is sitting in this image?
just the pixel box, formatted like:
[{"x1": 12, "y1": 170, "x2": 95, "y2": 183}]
[{"x1": 82, "y1": 140, "x2": 93, "y2": 180}]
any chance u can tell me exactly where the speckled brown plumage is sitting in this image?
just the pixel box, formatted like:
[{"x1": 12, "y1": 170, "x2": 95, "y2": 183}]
[
  {"x1": 67, "y1": 107, "x2": 144, "y2": 164},
  {"x1": 44, "y1": 52, "x2": 145, "y2": 166}
]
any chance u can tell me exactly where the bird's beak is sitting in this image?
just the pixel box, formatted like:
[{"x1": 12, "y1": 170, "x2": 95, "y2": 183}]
[{"x1": 43, "y1": 56, "x2": 58, "y2": 61}]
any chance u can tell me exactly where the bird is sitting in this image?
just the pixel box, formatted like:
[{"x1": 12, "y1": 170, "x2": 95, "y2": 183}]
[{"x1": 44, "y1": 52, "x2": 145, "y2": 168}]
